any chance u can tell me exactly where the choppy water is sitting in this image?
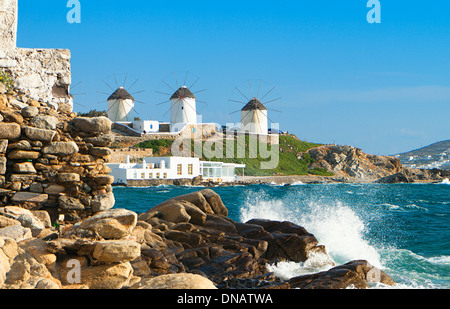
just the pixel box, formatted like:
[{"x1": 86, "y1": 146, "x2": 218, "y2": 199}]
[{"x1": 113, "y1": 180, "x2": 450, "y2": 289}]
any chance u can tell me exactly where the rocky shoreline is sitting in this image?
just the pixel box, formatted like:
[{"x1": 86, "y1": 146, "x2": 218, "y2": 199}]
[
  {"x1": 0, "y1": 189, "x2": 395, "y2": 289},
  {"x1": 122, "y1": 170, "x2": 448, "y2": 189},
  {"x1": 0, "y1": 84, "x2": 428, "y2": 290}
]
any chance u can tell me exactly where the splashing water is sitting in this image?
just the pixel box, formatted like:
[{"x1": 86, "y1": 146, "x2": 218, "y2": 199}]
[
  {"x1": 240, "y1": 189, "x2": 382, "y2": 273},
  {"x1": 114, "y1": 183, "x2": 450, "y2": 288}
]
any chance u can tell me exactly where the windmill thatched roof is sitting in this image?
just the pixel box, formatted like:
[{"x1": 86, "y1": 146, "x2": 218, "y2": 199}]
[
  {"x1": 242, "y1": 98, "x2": 267, "y2": 111},
  {"x1": 108, "y1": 87, "x2": 135, "y2": 101},
  {"x1": 170, "y1": 86, "x2": 196, "y2": 100}
]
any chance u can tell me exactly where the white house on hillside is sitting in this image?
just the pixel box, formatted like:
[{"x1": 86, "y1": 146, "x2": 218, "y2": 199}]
[
  {"x1": 107, "y1": 156, "x2": 245, "y2": 185},
  {"x1": 133, "y1": 120, "x2": 160, "y2": 134}
]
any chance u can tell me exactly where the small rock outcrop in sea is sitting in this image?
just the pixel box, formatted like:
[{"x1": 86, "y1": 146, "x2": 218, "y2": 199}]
[{"x1": 0, "y1": 188, "x2": 396, "y2": 289}]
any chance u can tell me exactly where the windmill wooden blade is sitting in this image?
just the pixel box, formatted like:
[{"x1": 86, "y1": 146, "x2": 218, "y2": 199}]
[
  {"x1": 71, "y1": 81, "x2": 83, "y2": 90},
  {"x1": 113, "y1": 74, "x2": 119, "y2": 88},
  {"x1": 189, "y1": 77, "x2": 200, "y2": 89},
  {"x1": 103, "y1": 80, "x2": 114, "y2": 91},
  {"x1": 235, "y1": 86, "x2": 250, "y2": 101},
  {"x1": 229, "y1": 99, "x2": 246, "y2": 104},
  {"x1": 156, "y1": 100, "x2": 170, "y2": 106},
  {"x1": 256, "y1": 80, "x2": 263, "y2": 98},
  {"x1": 123, "y1": 73, "x2": 128, "y2": 88},
  {"x1": 97, "y1": 91, "x2": 111, "y2": 96},
  {"x1": 260, "y1": 87, "x2": 275, "y2": 101},
  {"x1": 128, "y1": 79, "x2": 140, "y2": 91},
  {"x1": 155, "y1": 91, "x2": 172, "y2": 96},
  {"x1": 174, "y1": 72, "x2": 179, "y2": 88},
  {"x1": 229, "y1": 109, "x2": 242, "y2": 116},
  {"x1": 193, "y1": 89, "x2": 207, "y2": 94},
  {"x1": 131, "y1": 90, "x2": 145, "y2": 95},
  {"x1": 262, "y1": 97, "x2": 281, "y2": 105},
  {"x1": 183, "y1": 72, "x2": 189, "y2": 86},
  {"x1": 162, "y1": 79, "x2": 175, "y2": 91}
]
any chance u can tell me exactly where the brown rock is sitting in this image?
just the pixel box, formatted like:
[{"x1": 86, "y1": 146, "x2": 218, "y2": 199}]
[
  {"x1": 0, "y1": 122, "x2": 21, "y2": 140},
  {"x1": 71, "y1": 117, "x2": 112, "y2": 134},
  {"x1": 59, "y1": 196, "x2": 85, "y2": 210},
  {"x1": 13, "y1": 162, "x2": 36, "y2": 174},
  {"x1": 58, "y1": 173, "x2": 81, "y2": 183},
  {"x1": 11, "y1": 192, "x2": 48, "y2": 203},
  {"x1": 289, "y1": 260, "x2": 395, "y2": 289},
  {"x1": 94, "y1": 175, "x2": 114, "y2": 185},
  {"x1": 89, "y1": 147, "x2": 112, "y2": 157},
  {"x1": 41, "y1": 142, "x2": 79, "y2": 156},
  {"x1": 68, "y1": 208, "x2": 137, "y2": 240},
  {"x1": 23, "y1": 126, "x2": 56, "y2": 143},
  {"x1": 0, "y1": 140, "x2": 8, "y2": 153},
  {"x1": 134, "y1": 273, "x2": 217, "y2": 289},
  {"x1": 93, "y1": 240, "x2": 141, "y2": 263},
  {"x1": 8, "y1": 150, "x2": 40, "y2": 160},
  {"x1": 0, "y1": 157, "x2": 6, "y2": 175}
]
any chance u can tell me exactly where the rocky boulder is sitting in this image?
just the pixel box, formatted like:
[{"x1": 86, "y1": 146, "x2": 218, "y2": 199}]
[
  {"x1": 289, "y1": 260, "x2": 395, "y2": 289},
  {"x1": 306, "y1": 145, "x2": 404, "y2": 181},
  {"x1": 134, "y1": 273, "x2": 217, "y2": 289},
  {"x1": 71, "y1": 117, "x2": 112, "y2": 135},
  {"x1": 65, "y1": 208, "x2": 137, "y2": 240},
  {"x1": 0, "y1": 122, "x2": 20, "y2": 140}
]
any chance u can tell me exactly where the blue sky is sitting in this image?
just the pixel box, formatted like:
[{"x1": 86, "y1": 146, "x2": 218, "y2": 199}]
[{"x1": 16, "y1": 0, "x2": 450, "y2": 155}]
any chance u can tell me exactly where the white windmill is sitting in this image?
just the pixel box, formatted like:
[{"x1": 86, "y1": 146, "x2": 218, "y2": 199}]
[
  {"x1": 169, "y1": 85, "x2": 197, "y2": 132},
  {"x1": 107, "y1": 87, "x2": 135, "y2": 122},
  {"x1": 155, "y1": 72, "x2": 207, "y2": 133},
  {"x1": 229, "y1": 79, "x2": 281, "y2": 135},
  {"x1": 241, "y1": 97, "x2": 268, "y2": 135}
]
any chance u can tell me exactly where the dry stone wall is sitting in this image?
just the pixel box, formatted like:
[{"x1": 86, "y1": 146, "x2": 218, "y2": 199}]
[{"x1": 0, "y1": 86, "x2": 115, "y2": 224}]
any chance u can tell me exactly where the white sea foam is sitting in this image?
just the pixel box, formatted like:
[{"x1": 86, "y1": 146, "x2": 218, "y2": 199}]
[
  {"x1": 290, "y1": 181, "x2": 304, "y2": 186},
  {"x1": 426, "y1": 255, "x2": 450, "y2": 265},
  {"x1": 296, "y1": 200, "x2": 382, "y2": 268},
  {"x1": 267, "y1": 252, "x2": 335, "y2": 280},
  {"x1": 240, "y1": 191, "x2": 383, "y2": 270},
  {"x1": 440, "y1": 178, "x2": 450, "y2": 184}
]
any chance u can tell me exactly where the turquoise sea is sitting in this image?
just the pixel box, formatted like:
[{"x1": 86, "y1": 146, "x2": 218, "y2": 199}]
[{"x1": 113, "y1": 181, "x2": 450, "y2": 289}]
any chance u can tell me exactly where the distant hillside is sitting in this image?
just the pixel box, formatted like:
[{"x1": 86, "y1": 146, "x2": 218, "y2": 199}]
[
  {"x1": 396, "y1": 140, "x2": 450, "y2": 170},
  {"x1": 397, "y1": 140, "x2": 450, "y2": 157}
]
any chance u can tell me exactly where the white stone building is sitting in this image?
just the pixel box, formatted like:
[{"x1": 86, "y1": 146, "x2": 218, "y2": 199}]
[
  {"x1": 107, "y1": 156, "x2": 245, "y2": 185},
  {"x1": 133, "y1": 120, "x2": 160, "y2": 134}
]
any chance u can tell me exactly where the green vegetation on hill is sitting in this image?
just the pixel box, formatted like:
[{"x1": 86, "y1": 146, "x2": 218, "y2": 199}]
[
  {"x1": 135, "y1": 139, "x2": 174, "y2": 156},
  {"x1": 135, "y1": 135, "x2": 328, "y2": 177},
  {"x1": 78, "y1": 110, "x2": 107, "y2": 118}
]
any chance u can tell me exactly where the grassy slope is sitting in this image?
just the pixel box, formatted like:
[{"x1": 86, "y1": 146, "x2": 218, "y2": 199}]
[{"x1": 135, "y1": 135, "x2": 324, "y2": 176}]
